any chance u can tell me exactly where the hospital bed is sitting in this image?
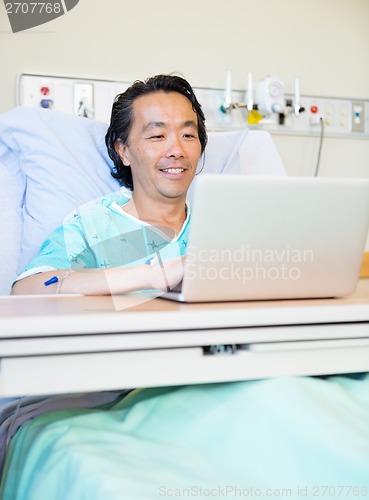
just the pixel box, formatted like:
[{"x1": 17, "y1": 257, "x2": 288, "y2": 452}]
[{"x1": 0, "y1": 106, "x2": 368, "y2": 499}]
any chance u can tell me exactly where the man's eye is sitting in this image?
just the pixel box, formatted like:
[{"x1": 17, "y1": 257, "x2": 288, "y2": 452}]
[
  {"x1": 148, "y1": 135, "x2": 164, "y2": 140},
  {"x1": 183, "y1": 133, "x2": 195, "y2": 139}
]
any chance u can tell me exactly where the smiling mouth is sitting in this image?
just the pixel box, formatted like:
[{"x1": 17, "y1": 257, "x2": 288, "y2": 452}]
[{"x1": 160, "y1": 168, "x2": 186, "y2": 174}]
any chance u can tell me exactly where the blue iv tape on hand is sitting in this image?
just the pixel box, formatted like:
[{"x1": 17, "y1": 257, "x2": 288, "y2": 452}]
[
  {"x1": 44, "y1": 276, "x2": 58, "y2": 286},
  {"x1": 145, "y1": 256, "x2": 158, "y2": 266}
]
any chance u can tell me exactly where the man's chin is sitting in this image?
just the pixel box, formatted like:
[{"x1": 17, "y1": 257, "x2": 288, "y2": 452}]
[{"x1": 158, "y1": 189, "x2": 188, "y2": 202}]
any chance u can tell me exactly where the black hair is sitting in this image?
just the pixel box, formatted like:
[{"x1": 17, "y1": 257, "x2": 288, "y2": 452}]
[{"x1": 105, "y1": 74, "x2": 207, "y2": 190}]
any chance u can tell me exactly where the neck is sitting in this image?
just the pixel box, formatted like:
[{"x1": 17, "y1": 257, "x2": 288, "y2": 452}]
[{"x1": 123, "y1": 195, "x2": 188, "y2": 237}]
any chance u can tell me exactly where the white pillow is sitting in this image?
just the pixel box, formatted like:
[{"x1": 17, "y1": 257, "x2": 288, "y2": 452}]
[
  {"x1": 0, "y1": 155, "x2": 25, "y2": 295},
  {"x1": 0, "y1": 106, "x2": 120, "y2": 284}
]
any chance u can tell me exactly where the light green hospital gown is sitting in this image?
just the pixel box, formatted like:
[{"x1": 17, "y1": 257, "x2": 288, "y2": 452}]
[{"x1": 22, "y1": 190, "x2": 190, "y2": 276}]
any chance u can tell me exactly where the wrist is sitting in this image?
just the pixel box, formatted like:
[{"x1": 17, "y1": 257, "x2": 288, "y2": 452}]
[{"x1": 147, "y1": 263, "x2": 169, "y2": 291}]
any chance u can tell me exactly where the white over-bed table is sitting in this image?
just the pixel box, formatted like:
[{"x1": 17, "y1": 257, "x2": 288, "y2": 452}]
[{"x1": 0, "y1": 280, "x2": 368, "y2": 397}]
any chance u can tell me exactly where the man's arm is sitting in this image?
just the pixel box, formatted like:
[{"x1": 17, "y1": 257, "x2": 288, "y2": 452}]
[{"x1": 11, "y1": 259, "x2": 184, "y2": 296}]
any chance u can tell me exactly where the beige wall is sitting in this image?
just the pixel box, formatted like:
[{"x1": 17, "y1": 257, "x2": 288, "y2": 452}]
[
  {"x1": 1, "y1": 0, "x2": 369, "y2": 103},
  {"x1": 1, "y1": 0, "x2": 368, "y2": 172},
  {"x1": 1, "y1": 0, "x2": 369, "y2": 247}
]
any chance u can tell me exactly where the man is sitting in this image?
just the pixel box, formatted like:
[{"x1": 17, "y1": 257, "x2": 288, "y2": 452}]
[{"x1": 11, "y1": 74, "x2": 208, "y2": 296}]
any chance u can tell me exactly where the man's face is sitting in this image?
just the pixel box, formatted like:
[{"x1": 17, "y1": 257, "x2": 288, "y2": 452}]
[{"x1": 116, "y1": 91, "x2": 202, "y2": 204}]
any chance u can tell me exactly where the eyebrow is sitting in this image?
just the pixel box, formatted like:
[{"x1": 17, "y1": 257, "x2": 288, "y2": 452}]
[{"x1": 143, "y1": 120, "x2": 198, "y2": 131}]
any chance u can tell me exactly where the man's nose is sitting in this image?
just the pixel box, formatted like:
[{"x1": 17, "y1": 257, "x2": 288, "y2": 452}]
[{"x1": 165, "y1": 134, "x2": 185, "y2": 157}]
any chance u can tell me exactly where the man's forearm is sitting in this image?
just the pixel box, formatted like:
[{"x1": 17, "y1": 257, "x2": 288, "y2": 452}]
[{"x1": 11, "y1": 258, "x2": 183, "y2": 296}]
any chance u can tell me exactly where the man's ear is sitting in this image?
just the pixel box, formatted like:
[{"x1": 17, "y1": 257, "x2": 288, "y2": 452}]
[{"x1": 114, "y1": 139, "x2": 130, "y2": 166}]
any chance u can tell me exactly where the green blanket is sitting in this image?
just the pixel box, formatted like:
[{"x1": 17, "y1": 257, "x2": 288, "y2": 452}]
[{"x1": 1, "y1": 375, "x2": 369, "y2": 500}]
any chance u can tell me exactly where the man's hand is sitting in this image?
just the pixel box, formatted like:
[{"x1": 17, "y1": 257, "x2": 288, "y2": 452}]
[{"x1": 150, "y1": 256, "x2": 185, "y2": 292}]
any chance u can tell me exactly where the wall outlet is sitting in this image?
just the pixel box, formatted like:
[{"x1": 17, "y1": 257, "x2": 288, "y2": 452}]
[
  {"x1": 351, "y1": 101, "x2": 365, "y2": 133},
  {"x1": 18, "y1": 74, "x2": 369, "y2": 137},
  {"x1": 74, "y1": 82, "x2": 94, "y2": 119},
  {"x1": 310, "y1": 113, "x2": 324, "y2": 126}
]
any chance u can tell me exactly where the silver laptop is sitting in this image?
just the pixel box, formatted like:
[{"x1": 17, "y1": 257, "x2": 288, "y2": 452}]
[{"x1": 162, "y1": 175, "x2": 369, "y2": 302}]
